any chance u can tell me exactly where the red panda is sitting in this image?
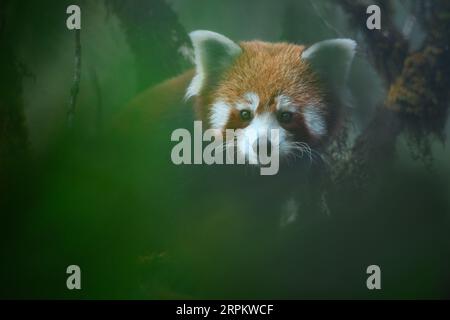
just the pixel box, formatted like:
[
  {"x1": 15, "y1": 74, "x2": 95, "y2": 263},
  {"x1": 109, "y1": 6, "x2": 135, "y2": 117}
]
[{"x1": 120, "y1": 30, "x2": 356, "y2": 165}]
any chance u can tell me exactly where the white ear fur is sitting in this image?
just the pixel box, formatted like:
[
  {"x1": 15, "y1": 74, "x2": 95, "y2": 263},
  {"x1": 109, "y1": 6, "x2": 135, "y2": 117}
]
[
  {"x1": 301, "y1": 39, "x2": 356, "y2": 92},
  {"x1": 185, "y1": 30, "x2": 242, "y2": 99}
]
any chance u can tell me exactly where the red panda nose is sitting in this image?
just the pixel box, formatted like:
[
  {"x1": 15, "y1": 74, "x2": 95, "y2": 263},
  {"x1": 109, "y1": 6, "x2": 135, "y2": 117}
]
[{"x1": 253, "y1": 137, "x2": 272, "y2": 156}]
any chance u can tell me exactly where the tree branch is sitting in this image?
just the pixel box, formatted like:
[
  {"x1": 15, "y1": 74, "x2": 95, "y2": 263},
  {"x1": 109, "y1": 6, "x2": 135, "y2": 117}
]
[
  {"x1": 331, "y1": 0, "x2": 450, "y2": 188},
  {"x1": 67, "y1": 29, "x2": 81, "y2": 128},
  {"x1": 340, "y1": 0, "x2": 409, "y2": 84}
]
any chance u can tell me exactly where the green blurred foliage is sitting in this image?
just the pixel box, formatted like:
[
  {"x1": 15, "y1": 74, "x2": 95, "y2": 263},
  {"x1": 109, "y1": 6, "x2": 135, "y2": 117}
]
[{"x1": 0, "y1": 0, "x2": 449, "y2": 299}]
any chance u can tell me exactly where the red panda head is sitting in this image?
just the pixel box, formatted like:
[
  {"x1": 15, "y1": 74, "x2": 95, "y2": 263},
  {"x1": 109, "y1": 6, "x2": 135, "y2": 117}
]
[{"x1": 186, "y1": 30, "x2": 356, "y2": 163}]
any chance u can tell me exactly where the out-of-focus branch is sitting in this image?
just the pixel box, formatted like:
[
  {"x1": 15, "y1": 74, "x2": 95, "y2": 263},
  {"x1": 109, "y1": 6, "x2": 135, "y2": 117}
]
[
  {"x1": 90, "y1": 67, "x2": 103, "y2": 134},
  {"x1": 331, "y1": 0, "x2": 450, "y2": 187},
  {"x1": 381, "y1": 0, "x2": 450, "y2": 134},
  {"x1": 0, "y1": 0, "x2": 29, "y2": 208},
  {"x1": 67, "y1": 29, "x2": 81, "y2": 128},
  {"x1": 340, "y1": 0, "x2": 409, "y2": 84}
]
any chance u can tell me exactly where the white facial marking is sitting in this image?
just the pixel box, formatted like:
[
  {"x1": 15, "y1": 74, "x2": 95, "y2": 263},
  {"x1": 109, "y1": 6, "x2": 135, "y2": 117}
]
[
  {"x1": 236, "y1": 92, "x2": 259, "y2": 111},
  {"x1": 209, "y1": 93, "x2": 259, "y2": 131},
  {"x1": 209, "y1": 100, "x2": 232, "y2": 129},
  {"x1": 237, "y1": 112, "x2": 287, "y2": 163},
  {"x1": 275, "y1": 94, "x2": 298, "y2": 112},
  {"x1": 303, "y1": 105, "x2": 327, "y2": 137}
]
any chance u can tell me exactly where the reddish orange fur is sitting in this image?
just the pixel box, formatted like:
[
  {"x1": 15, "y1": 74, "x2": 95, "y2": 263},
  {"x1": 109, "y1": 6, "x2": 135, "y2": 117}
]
[
  {"x1": 120, "y1": 40, "x2": 337, "y2": 145},
  {"x1": 194, "y1": 41, "x2": 330, "y2": 143}
]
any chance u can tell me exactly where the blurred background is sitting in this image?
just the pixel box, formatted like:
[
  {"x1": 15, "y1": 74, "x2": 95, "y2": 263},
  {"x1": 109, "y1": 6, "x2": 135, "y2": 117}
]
[{"x1": 0, "y1": 0, "x2": 449, "y2": 299}]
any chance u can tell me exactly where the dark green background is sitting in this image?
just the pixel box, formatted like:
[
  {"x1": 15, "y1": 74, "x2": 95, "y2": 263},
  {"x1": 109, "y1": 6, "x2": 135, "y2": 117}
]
[{"x1": 0, "y1": 0, "x2": 449, "y2": 299}]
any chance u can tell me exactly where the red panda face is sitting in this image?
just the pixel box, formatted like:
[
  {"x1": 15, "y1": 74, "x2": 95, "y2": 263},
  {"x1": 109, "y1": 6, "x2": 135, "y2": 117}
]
[
  {"x1": 209, "y1": 42, "x2": 328, "y2": 162},
  {"x1": 186, "y1": 31, "x2": 356, "y2": 164}
]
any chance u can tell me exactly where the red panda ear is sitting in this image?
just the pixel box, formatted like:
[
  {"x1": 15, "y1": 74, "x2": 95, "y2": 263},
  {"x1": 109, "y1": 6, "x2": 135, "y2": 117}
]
[
  {"x1": 301, "y1": 39, "x2": 356, "y2": 94},
  {"x1": 186, "y1": 30, "x2": 242, "y2": 99}
]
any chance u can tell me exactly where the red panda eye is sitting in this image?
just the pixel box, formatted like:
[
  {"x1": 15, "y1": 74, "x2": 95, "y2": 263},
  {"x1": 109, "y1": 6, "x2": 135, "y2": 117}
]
[
  {"x1": 240, "y1": 110, "x2": 252, "y2": 121},
  {"x1": 278, "y1": 111, "x2": 293, "y2": 124}
]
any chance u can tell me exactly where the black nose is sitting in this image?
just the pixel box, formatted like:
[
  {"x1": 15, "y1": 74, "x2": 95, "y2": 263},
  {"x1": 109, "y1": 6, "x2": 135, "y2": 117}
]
[{"x1": 253, "y1": 137, "x2": 272, "y2": 156}]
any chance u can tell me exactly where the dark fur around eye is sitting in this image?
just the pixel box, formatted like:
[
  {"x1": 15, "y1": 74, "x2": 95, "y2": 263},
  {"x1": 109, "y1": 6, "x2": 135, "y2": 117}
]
[
  {"x1": 240, "y1": 110, "x2": 252, "y2": 121},
  {"x1": 278, "y1": 111, "x2": 293, "y2": 124}
]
